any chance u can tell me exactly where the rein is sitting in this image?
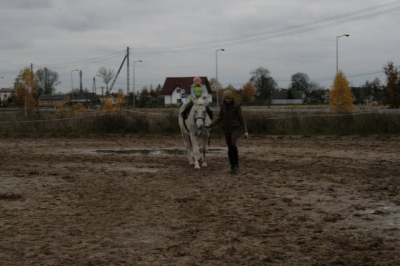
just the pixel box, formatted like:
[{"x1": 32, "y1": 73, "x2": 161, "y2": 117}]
[{"x1": 183, "y1": 105, "x2": 207, "y2": 134}]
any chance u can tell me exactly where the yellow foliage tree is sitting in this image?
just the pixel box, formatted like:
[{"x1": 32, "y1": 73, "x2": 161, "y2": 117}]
[
  {"x1": 101, "y1": 94, "x2": 127, "y2": 115},
  {"x1": 72, "y1": 103, "x2": 86, "y2": 116},
  {"x1": 13, "y1": 68, "x2": 40, "y2": 114},
  {"x1": 101, "y1": 97, "x2": 115, "y2": 114},
  {"x1": 55, "y1": 105, "x2": 71, "y2": 118},
  {"x1": 115, "y1": 93, "x2": 127, "y2": 110},
  {"x1": 330, "y1": 71, "x2": 355, "y2": 113},
  {"x1": 242, "y1": 82, "x2": 256, "y2": 102}
]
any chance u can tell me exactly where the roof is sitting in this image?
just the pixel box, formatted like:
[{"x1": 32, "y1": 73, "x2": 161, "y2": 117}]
[
  {"x1": 76, "y1": 92, "x2": 101, "y2": 102},
  {"x1": 0, "y1": 88, "x2": 13, "y2": 93},
  {"x1": 273, "y1": 90, "x2": 305, "y2": 100},
  {"x1": 39, "y1": 94, "x2": 68, "y2": 101},
  {"x1": 160, "y1": 77, "x2": 212, "y2": 95}
]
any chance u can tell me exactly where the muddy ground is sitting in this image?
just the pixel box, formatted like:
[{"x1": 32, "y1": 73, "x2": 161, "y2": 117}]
[{"x1": 0, "y1": 134, "x2": 399, "y2": 265}]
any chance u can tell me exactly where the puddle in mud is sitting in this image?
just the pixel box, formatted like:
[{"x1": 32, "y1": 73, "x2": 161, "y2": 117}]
[
  {"x1": 365, "y1": 205, "x2": 400, "y2": 226},
  {"x1": 96, "y1": 148, "x2": 224, "y2": 155},
  {"x1": 120, "y1": 167, "x2": 158, "y2": 173}
]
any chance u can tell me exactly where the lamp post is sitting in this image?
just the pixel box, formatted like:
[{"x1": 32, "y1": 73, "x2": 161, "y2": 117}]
[
  {"x1": 133, "y1": 60, "x2": 142, "y2": 109},
  {"x1": 215, "y1": 48, "x2": 225, "y2": 107},
  {"x1": 70, "y1": 69, "x2": 79, "y2": 91},
  {"x1": 336, "y1": 34, "x2": 349, "y2": 75}
]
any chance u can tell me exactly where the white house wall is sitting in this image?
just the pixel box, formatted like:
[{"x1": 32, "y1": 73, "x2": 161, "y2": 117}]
[
  {"x1": 164, "y1": 86, "x2": 213, "y2": 106},
  {"x1": 272, "y1": 99, "x2": 304, "y2": 105},
  {"x1": 0, "y1": 92, "x2": 11, "y2": 102}
]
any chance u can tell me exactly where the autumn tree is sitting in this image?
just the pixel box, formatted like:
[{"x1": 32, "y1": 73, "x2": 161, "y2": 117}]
[
  {"x1": 250, "y1": 67, "x2": 278, "y2": 107},
  {"x1": 115, "y1": 93, "x2": 127, "y2": 110},
  {"x1": 382, "y1": 61, "x2": 400, "y2": 108},
  {"x1": 96, "y1": 67, "x2": 115, "y2": 93},
  {"x1": 35, "y1": 67, "x2": 60, "y2": 95},
  {"x1": 101, "y1": 97, "x2": 115, "y2": 114},
  {"x1": 241, "y1": 82, "x2": 255, "y2": 102},
  {"x1": 72, "y1": 103, "x2": 86, "y2": 116},
  {"x1": 330, "y1": 71, "x2": 355, "y2": 113},
  {"x1": 13, "y1": 68, "x2": 40, "y2": 115}
]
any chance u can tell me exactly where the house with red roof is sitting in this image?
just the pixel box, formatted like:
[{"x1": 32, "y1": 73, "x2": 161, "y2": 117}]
[{"x1": 160, "y1": 77, "x2": 212, "y2": 106}]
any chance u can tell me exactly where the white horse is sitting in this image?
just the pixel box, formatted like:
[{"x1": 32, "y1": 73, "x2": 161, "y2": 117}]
[{"x1": 178, "y1": 98, "x2": 211, "y2": 169}]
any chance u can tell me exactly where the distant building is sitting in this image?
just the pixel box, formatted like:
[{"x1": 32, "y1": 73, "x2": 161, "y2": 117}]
[
  {"x1": 271, "y1": 90, "x2": 306, "y2": 105},
  {"x1": 39, "y1": 94, "x2": 70, "y2": 108},
  {"x1": 0, "y1": 88, "x2": 13, "y2": 107},
  {"x1": 309, "y1": 89, "x2": 330, "y2": 104},
  {"x1": 71, "y1": 92, "x2": 102, "y2": 108},
  {"x1": 160, "y1": 77, "x2": 212, "y2": 106}
]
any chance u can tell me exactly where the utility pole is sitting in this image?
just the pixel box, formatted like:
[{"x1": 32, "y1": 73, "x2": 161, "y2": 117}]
[
  {"x1": 93, "y1": 77, "x2": 96, "y2": 94},
  {"x1": 79, "y1": 70, "x2": 83, "y2": 94},
  {"x1": 215, "y1": 49, "x2": 225, "y2": 107},
  {"x1": 127, "y1": 47, "x2": 130, "y2": 95}
]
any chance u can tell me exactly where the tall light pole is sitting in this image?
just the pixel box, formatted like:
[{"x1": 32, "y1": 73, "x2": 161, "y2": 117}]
[
  {"x1": 70, "y1": 69, "x2": 79, "y2": 91},
  {"x1": 336, "y1": 34, "x2": 349, "y2": 75},
  {"x1": 133, "y1": 60, "x2": 142, "y2": 109},
  {"x1": 215, "y1": 48, "x2": 225, "y2": 107}
]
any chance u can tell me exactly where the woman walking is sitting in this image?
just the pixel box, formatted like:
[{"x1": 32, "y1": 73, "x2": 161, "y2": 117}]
[{"x1": 205, "y1": 90, "x2": 248, "y2": 173}]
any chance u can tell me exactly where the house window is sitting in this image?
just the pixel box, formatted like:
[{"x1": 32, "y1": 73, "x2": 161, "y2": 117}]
[
  {"x1": 177, "y1": 89, "x2": 181, "y2": 93},
  {"x1": 177, "y1": 99, "x2": 182, "y2": 103}
]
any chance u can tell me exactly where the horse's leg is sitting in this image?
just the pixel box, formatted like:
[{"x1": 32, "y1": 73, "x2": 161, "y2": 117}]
[
  {"x1": 200, "y1": 130, "x2": 208, "y2": 166},
  {"x1": 190, "y1": 133, "x2": 201, "y2": 169},
  {"x1": 201, "y1": 132, "x2": 207, "y2": 167},
  {"x1": 184, "y1": 134, "x2": 194, "y2": 164}
]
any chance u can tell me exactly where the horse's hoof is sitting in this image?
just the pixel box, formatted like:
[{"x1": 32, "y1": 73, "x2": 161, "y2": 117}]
[
  {"x1": 202, "y1": 163, "x2": 207, "y2": 167},
  {"x1": 194, "y1": 165, "x2": 200, "y2": 169}
]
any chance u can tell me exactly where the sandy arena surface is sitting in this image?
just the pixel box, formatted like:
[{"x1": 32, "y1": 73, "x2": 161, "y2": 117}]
[{"x1": 0, "y1": 134, "x2": 399, "y2": 265}]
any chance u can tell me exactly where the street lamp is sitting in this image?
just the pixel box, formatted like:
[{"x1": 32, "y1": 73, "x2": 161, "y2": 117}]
[
  {"x1": 215, "y1": 48, "x2": 225, "y2": 107},
  {"x1": 70, "y1": 69, "x2": 79, "y2": 91},
  {"x1": 133, "y1": 60, "x2": 142, "y2": 109},
  {"x1": 336, "y1": 34, "x2": 349, "y2": 75}
]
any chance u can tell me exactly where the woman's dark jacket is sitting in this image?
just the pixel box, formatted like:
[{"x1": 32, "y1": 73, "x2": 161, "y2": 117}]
[{"x1": 209, "y1": 100, "x2": 247, "y2": 132}]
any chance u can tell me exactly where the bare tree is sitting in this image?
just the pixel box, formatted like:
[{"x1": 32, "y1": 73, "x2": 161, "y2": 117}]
[
  {"x1": 382, "y1": 61, "x2": 400, "y2": 108},
  {"x1": 289, "y1": 72, "x2": 311, "y2": 94},
  {"x1": 96, "y1": 67, "x2": 115, "y2": 93},
  {"x1": 250, "y1": 67, "x2": 278, "y2": 107},
  {"x1": 35, "y1": 67, "x2": 61, "y2": 95}
]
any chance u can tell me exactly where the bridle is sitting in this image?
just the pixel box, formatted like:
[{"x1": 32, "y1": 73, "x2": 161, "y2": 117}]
[
  {"x1": 194, "y1": 107, "x2": 207, "y2": 127},
  {"x1": 182, "y1": 102, "x2": 208, "y2": 134}
]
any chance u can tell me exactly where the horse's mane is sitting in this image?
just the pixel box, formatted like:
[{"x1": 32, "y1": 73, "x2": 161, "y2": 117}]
[{"x1": 193, "y1": 98, "x2": 208, "y2": 107}]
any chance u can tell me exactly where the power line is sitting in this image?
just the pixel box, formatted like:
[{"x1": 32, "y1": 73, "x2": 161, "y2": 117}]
[
  {"x1": 127, "y1": 1, "x2": 400, "y2": 54},
  {"x1": 2, "y1": 1, "x2": 399, "y2": 89}
]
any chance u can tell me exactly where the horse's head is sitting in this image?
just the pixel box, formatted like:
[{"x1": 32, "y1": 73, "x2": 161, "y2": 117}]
[{"x1": 193, "y1": 99, "x2": 207, "y2": 130}]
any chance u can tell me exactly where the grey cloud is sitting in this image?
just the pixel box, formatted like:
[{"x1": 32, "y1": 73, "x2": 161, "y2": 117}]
[{"x1": 0, "y1": 0, "x2": 52, "y2": 9}]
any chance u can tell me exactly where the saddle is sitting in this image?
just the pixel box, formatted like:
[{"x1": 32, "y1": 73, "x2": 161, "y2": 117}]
[{"x1": 181, "y1": 104, "x2": 213, "y2": 120}]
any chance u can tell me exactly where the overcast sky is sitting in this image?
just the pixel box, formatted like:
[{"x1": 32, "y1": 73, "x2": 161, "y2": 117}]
[{"x1": 1, "y1": 0, "x2": 400, "y2": 94}]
